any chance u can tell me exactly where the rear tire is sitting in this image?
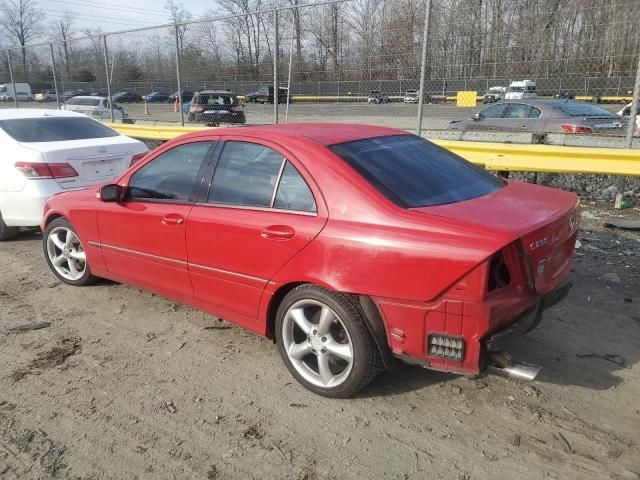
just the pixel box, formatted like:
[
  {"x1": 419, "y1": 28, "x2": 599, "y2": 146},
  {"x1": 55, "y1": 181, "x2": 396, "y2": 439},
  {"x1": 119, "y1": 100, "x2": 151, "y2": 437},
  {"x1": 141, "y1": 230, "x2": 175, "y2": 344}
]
[
  {"x1": 0, "y1": 211, "x2": 19, "y2": 241},
  {"x1": 275, "y1": 284, "x2": 381, "y2": 398},
  {"x1": 43, "y1": 218, "x2": 97, "y2": 286}
]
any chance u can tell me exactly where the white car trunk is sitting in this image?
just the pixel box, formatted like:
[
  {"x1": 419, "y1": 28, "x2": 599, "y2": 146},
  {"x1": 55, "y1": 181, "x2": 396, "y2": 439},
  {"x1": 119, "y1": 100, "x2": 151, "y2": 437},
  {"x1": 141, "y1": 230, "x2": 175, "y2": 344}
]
[{"x1": 20, "y1": 136, "x2": 144, "y2": 189}]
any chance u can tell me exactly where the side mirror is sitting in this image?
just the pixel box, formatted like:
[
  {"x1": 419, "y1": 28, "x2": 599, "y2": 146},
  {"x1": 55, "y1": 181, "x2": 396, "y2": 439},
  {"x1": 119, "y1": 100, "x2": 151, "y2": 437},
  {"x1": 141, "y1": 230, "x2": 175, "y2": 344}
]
[
  {"x1": 473, "y1": 113, "x2": 482, "y2": 121},
  {"x1": 99, "y1": 184, "x2": 122, "y2": 202}
]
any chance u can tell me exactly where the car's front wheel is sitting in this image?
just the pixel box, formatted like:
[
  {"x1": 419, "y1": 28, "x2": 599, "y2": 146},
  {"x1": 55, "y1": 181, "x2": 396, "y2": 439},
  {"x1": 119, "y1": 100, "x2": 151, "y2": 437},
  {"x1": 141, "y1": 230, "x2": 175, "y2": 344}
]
[
  {"x1": 275, "y1": 285, "x2": 381, "y2": 398},
  {"x1": 43, "y1": 218, "x2": 96, "y2": 286}
]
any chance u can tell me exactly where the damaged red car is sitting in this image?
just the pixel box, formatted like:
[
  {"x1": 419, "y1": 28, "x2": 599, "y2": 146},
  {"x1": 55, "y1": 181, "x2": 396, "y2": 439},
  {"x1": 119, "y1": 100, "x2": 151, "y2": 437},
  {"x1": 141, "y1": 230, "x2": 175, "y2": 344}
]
[{"x1": 41, "y1": 124, "x2": 578, "y2": 397}]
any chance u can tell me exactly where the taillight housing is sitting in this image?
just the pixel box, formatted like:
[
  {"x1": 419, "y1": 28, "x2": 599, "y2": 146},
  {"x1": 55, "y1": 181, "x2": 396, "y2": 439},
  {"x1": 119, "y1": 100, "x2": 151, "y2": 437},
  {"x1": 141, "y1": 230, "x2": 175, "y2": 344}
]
[
  {"x1": 15, "y1": 162, "x2": 78, "y2": 179},
  {"x1": 130, "y1": 152, "x2": 147, "y2": 167},
  {"x1": 231, "y1": 105, "x2": 243, "y2": 112},
  {"x1": 560, "y1": 124, "x2": 593, "y2": 134}
]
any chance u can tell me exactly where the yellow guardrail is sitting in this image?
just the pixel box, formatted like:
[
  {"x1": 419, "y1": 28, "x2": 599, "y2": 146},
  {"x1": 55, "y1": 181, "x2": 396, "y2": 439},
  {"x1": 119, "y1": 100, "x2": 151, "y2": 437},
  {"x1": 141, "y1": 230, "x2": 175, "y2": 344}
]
[{"x1": 107, "y1": 123, "x2": 640, "y2": 176}]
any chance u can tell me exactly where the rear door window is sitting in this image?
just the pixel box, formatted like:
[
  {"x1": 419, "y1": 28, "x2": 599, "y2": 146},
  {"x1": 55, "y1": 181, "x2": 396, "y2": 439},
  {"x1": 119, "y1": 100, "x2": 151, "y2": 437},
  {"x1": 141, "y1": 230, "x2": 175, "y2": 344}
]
[
  {"x1": 480, "y1": 103, "x2": 509, "y2": 118},
  {"x1": 559, "y1": 104, "x2": 614, "y2": 117},
  {"x1": 274, "y1": 162, "x2": 316, "y2": 212},
  {"x1": 330, "y1": 134, "x2": 503, "y2": 208},
  {"x1": 0, "y1": 117, "x2": 119, "y2": 142}
]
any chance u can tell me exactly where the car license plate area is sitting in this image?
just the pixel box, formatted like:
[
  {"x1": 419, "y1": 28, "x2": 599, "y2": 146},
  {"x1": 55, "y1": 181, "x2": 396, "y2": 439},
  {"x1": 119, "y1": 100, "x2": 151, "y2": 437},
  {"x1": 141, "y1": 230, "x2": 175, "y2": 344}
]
[
  {"x1": 594, "y1": 123, "x2": 619, "y2": 129},
  {"x1": 83, "y1": 159, "x2": 120, "y2": 180},
  {"x1": 204, "y1": 110, "x2": 229, "y2": 114}
]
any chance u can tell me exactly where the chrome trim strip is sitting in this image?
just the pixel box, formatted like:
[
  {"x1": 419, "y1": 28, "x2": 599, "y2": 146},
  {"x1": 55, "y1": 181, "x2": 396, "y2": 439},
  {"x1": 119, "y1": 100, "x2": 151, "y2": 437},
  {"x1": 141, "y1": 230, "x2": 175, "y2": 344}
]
[
  {"x1": 68, "y1": 151, "x2": 133, "y2": 161},
  {"x1": 270, "y1": 158, "x2": 287, "y2": 208},
  {"x1": 89, "y1": 241, "x2": 268, "y2": 283},
  {"x1": 194, "y1": 202, "x2": 317, "y2": 217}
]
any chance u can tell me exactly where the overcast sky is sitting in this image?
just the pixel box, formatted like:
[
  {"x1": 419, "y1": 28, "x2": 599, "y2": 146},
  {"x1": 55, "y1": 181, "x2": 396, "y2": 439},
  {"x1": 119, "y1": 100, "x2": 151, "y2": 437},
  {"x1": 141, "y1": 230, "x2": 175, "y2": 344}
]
[{"x1": 39, "y1": 0, "x2": 214, "y2": 33}]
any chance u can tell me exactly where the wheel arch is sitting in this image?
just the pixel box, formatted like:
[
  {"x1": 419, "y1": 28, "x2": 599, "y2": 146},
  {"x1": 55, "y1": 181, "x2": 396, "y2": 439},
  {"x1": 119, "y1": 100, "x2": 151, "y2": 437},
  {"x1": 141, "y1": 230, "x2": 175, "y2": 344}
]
[
  {"x1": 265, "y1": 281, "x2": 395, "y2": 372},
  {"x1": 43, "y1": 212, "x2": 64, "y2": 229}
]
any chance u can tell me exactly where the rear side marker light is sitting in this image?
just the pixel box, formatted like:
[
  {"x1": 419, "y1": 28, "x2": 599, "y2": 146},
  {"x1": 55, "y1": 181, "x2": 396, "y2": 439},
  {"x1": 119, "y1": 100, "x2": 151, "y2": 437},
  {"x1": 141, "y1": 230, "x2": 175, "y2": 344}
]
[
  {"x1": 560, "y1": 124, "x2": 593, "y2": 134},
  {"x1": 130, "y1": 152, "x2": 147, "y2": 167},
  {"x1": 15, "y1": 162, "x2": 78, "y2": 179},
  {"x1": 428, "y1": 335, "x2": 465, "y2": 361}
]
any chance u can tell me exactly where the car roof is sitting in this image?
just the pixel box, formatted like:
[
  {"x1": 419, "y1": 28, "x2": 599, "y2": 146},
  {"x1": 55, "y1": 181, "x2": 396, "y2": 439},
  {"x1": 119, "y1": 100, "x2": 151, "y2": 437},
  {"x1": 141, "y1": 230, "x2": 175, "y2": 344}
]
[
  {"x1": 67, "y1": 96, "x2": 107, "y2": 101},
  {"x1": 196, "y1": 90, "x2": 234, "y2": 95},
  {"x1": 186, "y1": 123, "x2": 407, "y2": 147},
  {"x1": 0, "y1": 109, "x2": 84, "y2": 120}
]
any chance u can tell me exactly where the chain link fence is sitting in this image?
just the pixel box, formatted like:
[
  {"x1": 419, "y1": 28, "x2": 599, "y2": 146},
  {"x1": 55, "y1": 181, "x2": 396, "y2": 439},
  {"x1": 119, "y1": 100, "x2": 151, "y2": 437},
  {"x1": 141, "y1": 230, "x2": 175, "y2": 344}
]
[{"x1": 0, "y1": 0, "x2": 638, "y2": 145}]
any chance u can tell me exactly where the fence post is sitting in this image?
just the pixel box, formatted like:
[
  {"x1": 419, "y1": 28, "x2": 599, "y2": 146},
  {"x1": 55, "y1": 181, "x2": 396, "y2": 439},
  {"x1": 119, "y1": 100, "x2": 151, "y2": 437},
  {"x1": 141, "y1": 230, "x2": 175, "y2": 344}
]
[
  {"x1": 102, "y1": 36, "x2": 115, "y2": 123},
  {"x1": 273, "y1": 8, "x2": 279, "y2": 124},
  {"x1": 174, "y1": 23, "x2": 185, "y2": 126},
  {"x1": 614, "y1": 53, "x2": 640, "y2": 209},
  {"x1": 285, "y1": 12, "x2": 294, "y2": 123},
  {"x1": 415, "y1": 0, "x2": 432, "y2": 136},
  {"x1": 49, "y1": 44, "x2": 61, "y2": 109},
  {"x1": 6, "y1": 50, "x2": 18, "y2": 108}
]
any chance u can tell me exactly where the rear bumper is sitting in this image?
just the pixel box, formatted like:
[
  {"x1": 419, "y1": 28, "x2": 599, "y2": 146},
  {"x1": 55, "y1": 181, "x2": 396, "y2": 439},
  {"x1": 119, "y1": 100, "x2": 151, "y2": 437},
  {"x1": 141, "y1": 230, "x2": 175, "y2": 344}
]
[
  {"x1": 0, "y1": 180, "x2": 64, "y2": 227},
  {"x1": 485, "y1": 280, "x2": 572, "y2": 352}
]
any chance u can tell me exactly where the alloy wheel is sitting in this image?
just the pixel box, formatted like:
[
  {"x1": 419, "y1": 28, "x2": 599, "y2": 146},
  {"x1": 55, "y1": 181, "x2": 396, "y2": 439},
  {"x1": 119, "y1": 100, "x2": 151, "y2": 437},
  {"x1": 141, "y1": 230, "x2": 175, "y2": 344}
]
[{"x1": 46, "y1": 227, "x2": 87, "y2": 281}]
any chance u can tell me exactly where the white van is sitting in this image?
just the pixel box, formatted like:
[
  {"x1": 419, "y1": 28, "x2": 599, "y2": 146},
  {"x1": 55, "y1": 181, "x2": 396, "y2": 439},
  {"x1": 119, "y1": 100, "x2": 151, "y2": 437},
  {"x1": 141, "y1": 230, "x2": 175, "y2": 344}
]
[
  {"x1": 0, "y1": 83, "x2": 34, "y2": 102},
  {"x1": 505, "y1": 80, "x2": 536, "y2": 100}
]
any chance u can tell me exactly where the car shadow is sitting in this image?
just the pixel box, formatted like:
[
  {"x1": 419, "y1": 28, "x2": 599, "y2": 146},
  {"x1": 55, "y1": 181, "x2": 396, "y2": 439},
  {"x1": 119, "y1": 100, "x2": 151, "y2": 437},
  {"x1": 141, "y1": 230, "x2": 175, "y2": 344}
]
[{"x1": 9, "y1": 228, "x2": 42, "y2": 241}]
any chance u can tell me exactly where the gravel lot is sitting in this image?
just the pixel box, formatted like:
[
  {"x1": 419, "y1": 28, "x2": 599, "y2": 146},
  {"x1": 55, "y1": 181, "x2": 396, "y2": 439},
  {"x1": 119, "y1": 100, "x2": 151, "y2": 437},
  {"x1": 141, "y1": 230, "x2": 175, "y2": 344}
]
[{"x1": 0, "y1": 203, "x2": 639, "y2": 479}]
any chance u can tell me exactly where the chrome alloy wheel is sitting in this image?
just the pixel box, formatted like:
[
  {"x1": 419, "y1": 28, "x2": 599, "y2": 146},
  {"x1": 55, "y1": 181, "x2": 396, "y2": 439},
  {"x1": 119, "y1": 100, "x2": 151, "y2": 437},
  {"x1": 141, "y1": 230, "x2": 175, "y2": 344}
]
[
  {"x1": 281, "y1": 299, "x2": 354, "y2": 388},
  {"x1": 46, "y1": 227, "x2": 87, "y2": 281}
]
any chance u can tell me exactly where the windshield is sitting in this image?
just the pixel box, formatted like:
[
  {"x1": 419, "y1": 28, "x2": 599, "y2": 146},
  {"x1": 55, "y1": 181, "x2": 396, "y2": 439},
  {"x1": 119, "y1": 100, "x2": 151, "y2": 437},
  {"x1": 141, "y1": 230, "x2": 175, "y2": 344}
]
[
  {"x1": 65, "y1": 98, "x2": 101, "y2": 106},
  {"x1": 330, "y1": 134, "x2": 503, "y2": 208},
  {"x1": 559, "y1": 104, "x2": 614, "y2": 117},
  {"x1": 193, "y1": 94, "x2": 236, "y2": 105},
  {"x1": 0, "y1": 117, "x2": 119, "y2": 142}
]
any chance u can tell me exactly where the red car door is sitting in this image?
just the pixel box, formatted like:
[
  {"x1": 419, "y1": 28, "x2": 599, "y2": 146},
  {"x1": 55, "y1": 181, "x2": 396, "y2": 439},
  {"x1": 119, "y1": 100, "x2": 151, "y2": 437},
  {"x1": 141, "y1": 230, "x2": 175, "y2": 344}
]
[
  {"x1": 186, "y1": 138, "x2": 327, "y2": 328},
  {"x1": 97, "y1": 140, "x2": 217, "y2": 299}
]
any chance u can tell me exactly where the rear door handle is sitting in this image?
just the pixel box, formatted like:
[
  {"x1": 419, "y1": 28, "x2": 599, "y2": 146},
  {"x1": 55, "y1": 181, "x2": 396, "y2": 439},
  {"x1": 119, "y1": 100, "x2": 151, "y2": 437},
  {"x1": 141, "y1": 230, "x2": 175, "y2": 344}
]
[
  {"x1": 162, "y1": 214, "x2": 185, "y2": 226},
  {"x1": 261, "y1": 225, "x2": 295, "y2": 240}
]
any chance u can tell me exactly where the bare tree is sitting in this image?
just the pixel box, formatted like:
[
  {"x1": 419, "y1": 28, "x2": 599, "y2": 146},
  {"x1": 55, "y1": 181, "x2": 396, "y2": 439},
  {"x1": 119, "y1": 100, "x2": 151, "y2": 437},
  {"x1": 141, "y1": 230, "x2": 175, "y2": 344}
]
[
  {"x1": 165, "y1": 0, "x2": 192, "y2": 55},
  {"x1": 0, "y1": 0, "x2": 43, "y2": 77},
  {"x1": 50, "y1": 12, "x2": 74, "y2": 75}
]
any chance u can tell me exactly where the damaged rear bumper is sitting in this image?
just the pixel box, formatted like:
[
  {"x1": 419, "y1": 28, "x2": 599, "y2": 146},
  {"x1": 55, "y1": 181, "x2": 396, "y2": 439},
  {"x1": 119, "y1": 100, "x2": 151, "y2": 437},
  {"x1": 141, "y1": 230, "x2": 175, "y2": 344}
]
[{"x1": 485, "y1": 280, "x2": 572, "y2": 352}]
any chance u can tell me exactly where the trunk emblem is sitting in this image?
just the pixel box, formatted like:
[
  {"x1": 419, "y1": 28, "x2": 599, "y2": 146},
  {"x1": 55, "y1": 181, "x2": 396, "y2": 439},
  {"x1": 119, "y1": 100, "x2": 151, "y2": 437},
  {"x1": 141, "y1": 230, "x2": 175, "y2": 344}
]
[{"x1": 529, "y1": 237, "x2": 550, "y2": 250}]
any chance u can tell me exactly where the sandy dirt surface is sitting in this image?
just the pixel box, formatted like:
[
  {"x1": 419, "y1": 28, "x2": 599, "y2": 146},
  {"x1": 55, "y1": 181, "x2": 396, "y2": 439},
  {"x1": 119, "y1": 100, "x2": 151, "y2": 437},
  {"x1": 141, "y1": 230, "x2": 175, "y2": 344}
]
[{"x1": 1, "y1": 204, "x2": 639, "y2": 480}]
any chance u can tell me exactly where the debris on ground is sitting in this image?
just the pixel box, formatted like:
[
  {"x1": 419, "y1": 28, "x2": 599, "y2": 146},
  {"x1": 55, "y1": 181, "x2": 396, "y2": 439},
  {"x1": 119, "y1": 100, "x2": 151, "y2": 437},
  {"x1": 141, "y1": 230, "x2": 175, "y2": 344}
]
[
  {"x1": 8, "y1": 321, "x2": 51, "y2": 332},
  {"x1": 577, "y1": 353, "x2": 630, "y2": 369},
  {"x1": 604, "y1": 218, "x2": 640, "y2": 231}
]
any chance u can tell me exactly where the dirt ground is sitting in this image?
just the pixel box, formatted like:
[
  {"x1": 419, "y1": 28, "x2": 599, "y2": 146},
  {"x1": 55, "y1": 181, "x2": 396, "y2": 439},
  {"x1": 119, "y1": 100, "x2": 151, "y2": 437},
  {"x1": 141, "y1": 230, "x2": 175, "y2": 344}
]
[{"x1": 1, "y1": 202, "x2": 639, "y2": 480}]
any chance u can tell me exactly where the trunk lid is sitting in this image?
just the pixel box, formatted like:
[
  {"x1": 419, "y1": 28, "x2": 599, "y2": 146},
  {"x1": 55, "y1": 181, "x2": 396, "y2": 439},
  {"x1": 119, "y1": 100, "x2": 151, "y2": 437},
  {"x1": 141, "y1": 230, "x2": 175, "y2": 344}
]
[
  {"x1": 20, "y1": 136, "x2": 146, "y2": 190},
  {"x1": 411, "y1": 180, "x2": 579, "y2": 294}
]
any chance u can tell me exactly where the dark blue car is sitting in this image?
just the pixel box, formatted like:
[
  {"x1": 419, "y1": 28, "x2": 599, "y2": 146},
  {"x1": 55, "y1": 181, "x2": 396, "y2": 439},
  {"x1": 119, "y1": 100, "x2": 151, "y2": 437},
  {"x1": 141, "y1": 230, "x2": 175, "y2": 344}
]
[{"x1": 142, "y1": 91, "x2": 170, "y2": 103}]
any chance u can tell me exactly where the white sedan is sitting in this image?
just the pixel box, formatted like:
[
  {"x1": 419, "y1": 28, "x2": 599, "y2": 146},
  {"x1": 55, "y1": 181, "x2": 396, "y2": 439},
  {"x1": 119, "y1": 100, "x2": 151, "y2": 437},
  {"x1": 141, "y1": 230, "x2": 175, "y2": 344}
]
[
  {"x1": 0, "y1": 109, "x2": 148, "y2": 240},
  {"x1": 64, "y1": 96, "x2": 126, "y2": 121}
]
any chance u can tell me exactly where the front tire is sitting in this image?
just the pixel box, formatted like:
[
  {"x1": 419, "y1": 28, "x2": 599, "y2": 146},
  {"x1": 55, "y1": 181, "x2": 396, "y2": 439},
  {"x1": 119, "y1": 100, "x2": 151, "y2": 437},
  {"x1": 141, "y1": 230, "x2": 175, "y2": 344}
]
[
  {"x1": 43, "y1": 218, "x2": 96, "y2": 286},
  {"x1": 275, "y1": 285, "x2": 381, "y2": 398}
]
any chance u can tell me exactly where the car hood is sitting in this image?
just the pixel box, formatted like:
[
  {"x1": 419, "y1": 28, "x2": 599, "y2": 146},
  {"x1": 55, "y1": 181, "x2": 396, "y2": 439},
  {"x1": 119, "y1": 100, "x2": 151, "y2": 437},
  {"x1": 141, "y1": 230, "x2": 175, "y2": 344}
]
[{"x1": 410, "y1": 180, "x2": 580, "y2": 294}]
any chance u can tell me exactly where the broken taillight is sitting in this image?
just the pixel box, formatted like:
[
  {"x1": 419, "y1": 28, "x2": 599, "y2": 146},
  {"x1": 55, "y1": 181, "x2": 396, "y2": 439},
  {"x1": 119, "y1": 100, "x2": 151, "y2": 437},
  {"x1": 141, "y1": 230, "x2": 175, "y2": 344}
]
[
  {"x1": 488, "y1": 250, "x2": 511, "y2": 292},
  {"x1": 15, "y1": 162, "x2": 78, "y2": 179},
  {"x1": 130, "y1": 152, "x2": 147, "y2": 167}
]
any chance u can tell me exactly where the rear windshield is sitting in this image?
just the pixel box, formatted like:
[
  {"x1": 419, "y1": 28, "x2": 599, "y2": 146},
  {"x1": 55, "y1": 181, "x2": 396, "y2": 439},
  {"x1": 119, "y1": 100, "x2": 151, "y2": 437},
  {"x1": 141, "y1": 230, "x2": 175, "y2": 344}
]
[
  {"x1": 330, "y1": 134, "x2": 503, "y2": 208},
  {"x1": 0, "y1": 117, "x2": 119, "y2": 142},
  {"x1": 65, "y1": 98, "x2": 100, "y2": 106},
  {"x1": 193, "y1": 94, "x2": 236, "y2": 105},
  {"x1": 558, "y1": 104, "x2": 614, "y2": 117}
]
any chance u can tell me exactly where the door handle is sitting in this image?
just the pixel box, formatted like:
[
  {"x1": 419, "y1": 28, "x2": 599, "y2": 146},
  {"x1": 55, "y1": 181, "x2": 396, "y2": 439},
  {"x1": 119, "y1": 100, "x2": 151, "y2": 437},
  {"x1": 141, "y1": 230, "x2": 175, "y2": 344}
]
[
  {"x1": 261, "y1": 225, "x2": 295, "y2": 240},
  {"x1": 162, "y1": 214, "x2": 185, "y2": 226}
]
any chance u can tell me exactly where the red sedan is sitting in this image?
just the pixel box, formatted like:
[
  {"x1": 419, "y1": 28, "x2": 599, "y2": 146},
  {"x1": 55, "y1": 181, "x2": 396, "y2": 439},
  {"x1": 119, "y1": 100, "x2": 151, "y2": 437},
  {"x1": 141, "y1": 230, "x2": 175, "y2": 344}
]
[{"x1": 41, "y1": 124, "x2": 578, "y2": 397}]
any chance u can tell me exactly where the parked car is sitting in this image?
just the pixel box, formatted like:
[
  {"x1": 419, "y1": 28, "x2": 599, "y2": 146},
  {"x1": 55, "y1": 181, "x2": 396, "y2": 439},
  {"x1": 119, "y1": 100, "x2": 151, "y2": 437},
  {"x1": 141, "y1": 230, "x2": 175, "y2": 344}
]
[
  {"x1": 89, "y1": 90, "x2": 107, "y2": 97},
  {"x1": 62, "y1": 90, "x2": 87, "y2": 102},
  {"x1": 404, "y1": 90, "x2": 419, "y2": 103},
  {"x1": 483, "y1": 86, "x2": 507, "y2": 104},
  {"x1": 252, "y1": 85, "x2": 291, "y2": 104},
  {"x1": 188, "y1": 90, "x2": 246, "y2": 124},
  {"x1": 367, "y1": 90, "x2": 389, "y2": 104},
  {"x1": 41, "y1": 123, "x2": 578, "y2": 397},
  {"x1": 245, "y1": 90, "x2": 258, "y2": 103},
  {"x1": 0, "y1": 109, "x2": 147, "y2": 240},
  {"x1": 449, "y1": 99, "x2": 627, "y2": 134},
  {"x1": 169, "y1": 90, "x2": 194, "y2": 103},
  {"x1": 617, "y1": 102, "x2": 640, "y2": 133},
  {"x1": 112, "y1": 91, "x2": 143, "y2": 103},
  {"x1": 0, "y1": 83, "x2": 33, "y2": 102},
  {"x1": 556, "y1": 90, "x2": 575, "y2": 100},
  {"x1": 64, "y1": 96, "x2": 126, "y2": 121},
  {"x1": 143, "y1": 91, "x2": 171, "y2": 103},
  {"x1": 504, "y1": 80, "x2": 536, "y2": 100},
  {"x1": 35, "y1": 90, "x2": 58, "y2": 102}
]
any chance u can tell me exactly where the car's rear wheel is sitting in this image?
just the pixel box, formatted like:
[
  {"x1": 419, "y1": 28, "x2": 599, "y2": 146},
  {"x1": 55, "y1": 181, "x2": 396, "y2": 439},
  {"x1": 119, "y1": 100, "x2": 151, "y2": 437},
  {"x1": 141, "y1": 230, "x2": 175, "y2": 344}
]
[
  {"x1": 43, "y1": 218, "x2": 96, "y2": 286},
  {"x1": 0, "y1": 211, "x2": 19, "y2": 241},
  {"x1": 275, "y1": 285, "x2": 381, "y2": 398}
]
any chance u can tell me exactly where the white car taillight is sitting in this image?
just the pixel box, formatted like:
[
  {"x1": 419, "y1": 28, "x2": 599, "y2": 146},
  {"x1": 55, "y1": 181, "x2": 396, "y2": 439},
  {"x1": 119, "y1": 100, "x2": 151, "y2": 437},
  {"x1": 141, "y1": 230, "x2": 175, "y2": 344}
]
[
  {"x1": 15, "y1": 162, "x2": 78, "y2": 179},
  {"x1": 129, "y1": 152, "x2": 147, "y2": 167},
  {"x1": 560, "y1": 124, "x2": 594, "y2": 134}
]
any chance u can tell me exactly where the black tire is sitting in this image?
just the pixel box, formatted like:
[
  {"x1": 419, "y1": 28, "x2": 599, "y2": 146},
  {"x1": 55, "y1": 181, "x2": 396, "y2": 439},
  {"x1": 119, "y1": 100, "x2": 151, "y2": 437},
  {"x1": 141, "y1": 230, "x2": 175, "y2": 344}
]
[
  {"x1": 0, "y1": 211, "x2": 19, "y2": 241},
  {"x1": 275, "y1": 284, "x2": 382, "y2": 398},
  {"x1": 43, "y1": 218, "x2": 97, "y2": 286}
]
